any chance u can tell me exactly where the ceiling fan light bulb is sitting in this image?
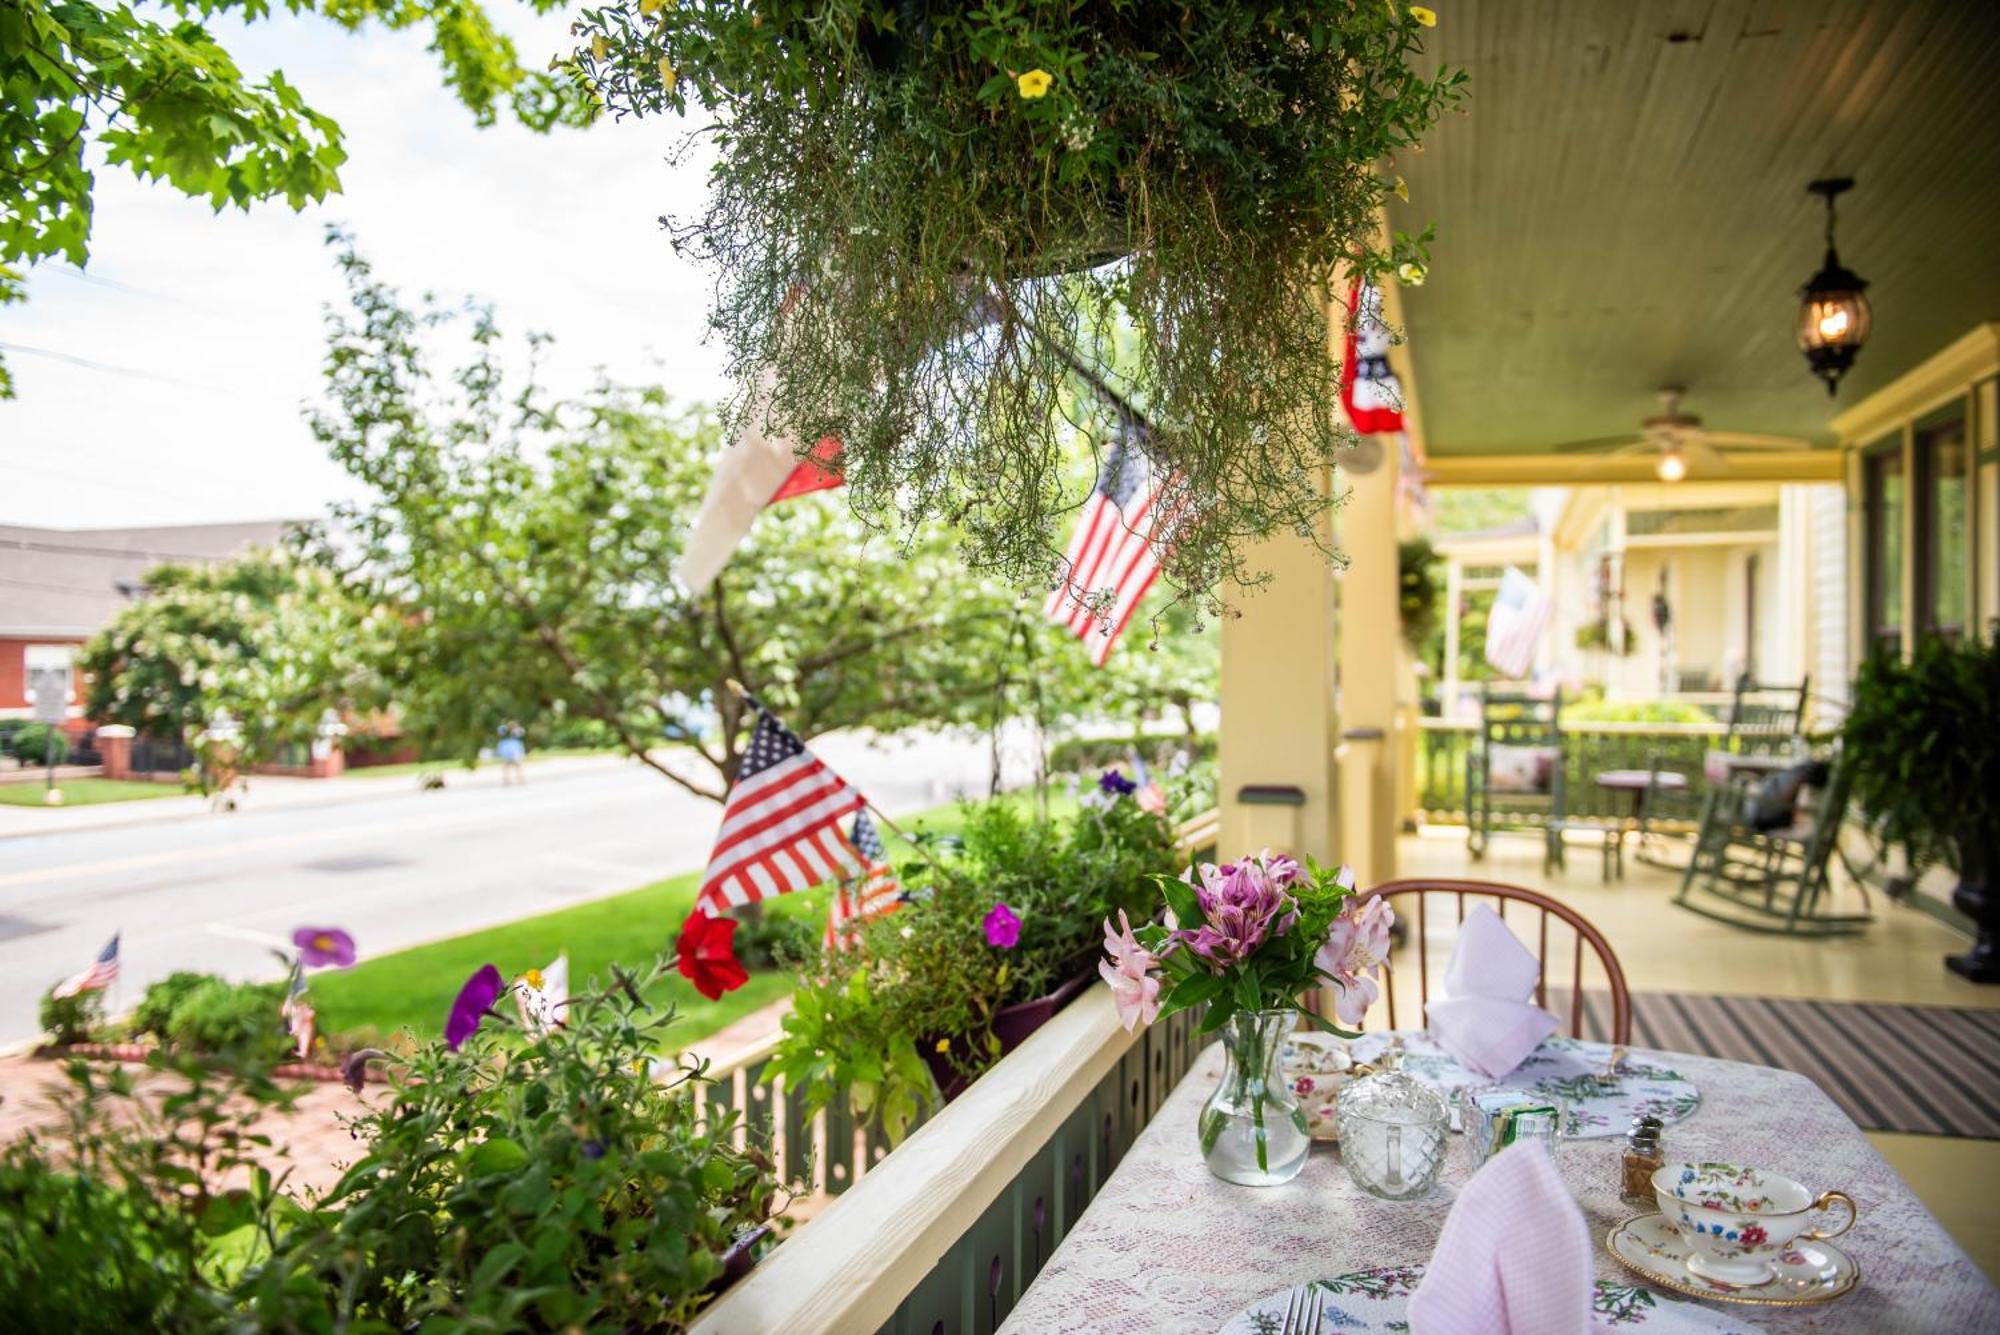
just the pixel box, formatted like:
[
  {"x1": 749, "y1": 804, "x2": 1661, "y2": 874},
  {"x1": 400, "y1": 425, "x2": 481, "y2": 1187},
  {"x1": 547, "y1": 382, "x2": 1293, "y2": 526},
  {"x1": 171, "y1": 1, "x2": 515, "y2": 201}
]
[{"x1": 1656, "y1": 449, "x2": 1688, "y2": 483}]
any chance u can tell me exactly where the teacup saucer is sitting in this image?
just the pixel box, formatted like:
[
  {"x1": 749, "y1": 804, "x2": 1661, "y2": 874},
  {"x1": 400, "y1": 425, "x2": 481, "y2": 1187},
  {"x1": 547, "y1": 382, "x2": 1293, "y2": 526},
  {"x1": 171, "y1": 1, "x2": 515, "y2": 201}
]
[{"x1": 1608, "y1": 1213, "x2": 1859, "y2": 1307}]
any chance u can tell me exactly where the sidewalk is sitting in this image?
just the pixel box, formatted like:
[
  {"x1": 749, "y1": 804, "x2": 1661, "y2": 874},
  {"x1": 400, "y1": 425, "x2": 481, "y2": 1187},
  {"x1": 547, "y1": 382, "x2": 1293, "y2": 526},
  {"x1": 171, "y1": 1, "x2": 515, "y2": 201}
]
[{"x1": 0, "y1": 751, "x2": 634, "y2": 841}]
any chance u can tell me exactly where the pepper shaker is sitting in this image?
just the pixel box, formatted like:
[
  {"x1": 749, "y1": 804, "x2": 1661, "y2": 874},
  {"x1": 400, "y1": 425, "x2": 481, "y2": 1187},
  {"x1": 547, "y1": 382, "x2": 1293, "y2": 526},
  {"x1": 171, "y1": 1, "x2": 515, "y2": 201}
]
[{"x1": 1621, "y1": 1114, "x2": 1665, "y2": 1204}]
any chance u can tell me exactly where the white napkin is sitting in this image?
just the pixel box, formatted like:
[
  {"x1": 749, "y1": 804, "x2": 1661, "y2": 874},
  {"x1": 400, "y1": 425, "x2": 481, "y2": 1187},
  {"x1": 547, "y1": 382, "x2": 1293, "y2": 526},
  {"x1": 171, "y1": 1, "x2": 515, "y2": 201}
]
[
  {"x1": 1408, "y1": 1141, "x2": 1603, "y2": 1334},
  {"x1": 1424, "y1": 903, "x2": 1558, "y2": 1079}
]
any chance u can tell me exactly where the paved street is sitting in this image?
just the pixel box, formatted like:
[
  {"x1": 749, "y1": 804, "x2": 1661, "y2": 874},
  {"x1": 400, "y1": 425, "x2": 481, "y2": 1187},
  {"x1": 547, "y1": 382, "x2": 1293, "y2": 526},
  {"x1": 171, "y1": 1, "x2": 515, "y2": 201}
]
[{"x1": 0, "y1": 731, "x2": 1026, "y2": 1046}]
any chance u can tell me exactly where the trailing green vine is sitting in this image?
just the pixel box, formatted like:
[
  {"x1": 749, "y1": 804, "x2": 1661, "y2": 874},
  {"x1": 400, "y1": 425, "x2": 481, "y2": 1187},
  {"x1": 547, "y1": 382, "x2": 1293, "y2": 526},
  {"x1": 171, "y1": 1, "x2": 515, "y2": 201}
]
[{"x1": 572, "y1": 0, "x2": 1464, "y2": 605}]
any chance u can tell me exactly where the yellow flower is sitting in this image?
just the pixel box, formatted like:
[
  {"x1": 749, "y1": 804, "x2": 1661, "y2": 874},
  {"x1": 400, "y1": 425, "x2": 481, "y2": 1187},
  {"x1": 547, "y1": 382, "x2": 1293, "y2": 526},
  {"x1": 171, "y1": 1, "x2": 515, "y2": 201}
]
[
  {"x1": 520, "y1": 967, "x2": 545, "y2": 990},
  {"x1": 1397, "y1": 261, "x2": 1428, "y2": 286},
  {"x1": 590, "y1": 34, "x2": 609, "y2": 61},
  {"x1": 1017, "y1": 68, "x2": 1053, "y2": 100},
  {"x1": 1410, "y1": 6, "x2": 1438, "y2": 25},
  {"x1": 658, "y1": 57, "x2": 677, "y2": 86},
  {"x1": 934, "y1": 1038, "x2": 951, "y2": 1054}
]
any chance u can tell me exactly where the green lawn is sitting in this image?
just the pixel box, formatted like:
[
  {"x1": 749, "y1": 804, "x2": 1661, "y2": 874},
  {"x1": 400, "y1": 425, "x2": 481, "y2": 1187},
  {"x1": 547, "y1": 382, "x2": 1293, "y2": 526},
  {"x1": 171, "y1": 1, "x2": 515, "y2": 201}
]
[
  {"x1": 309, "y1": 789, "x2": 1072, "y2": 1051},
  {"x1": 0, "y1": 777, "x2": 184, "y2": 807}
]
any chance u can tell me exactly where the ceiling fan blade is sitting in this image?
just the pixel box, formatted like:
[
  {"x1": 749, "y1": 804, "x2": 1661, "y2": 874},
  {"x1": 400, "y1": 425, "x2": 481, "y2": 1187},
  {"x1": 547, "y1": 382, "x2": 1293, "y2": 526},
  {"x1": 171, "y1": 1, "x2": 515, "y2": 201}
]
[
  {"x1": 1550, "y1": 436, "x2": 1647, "y2": 454},
  {"x1": 1702, "y1": 430, "x2": 1813, "y2": 451},
  {"x1": 1685, "y1": 439, "x2": 1730, "y2": 473}
]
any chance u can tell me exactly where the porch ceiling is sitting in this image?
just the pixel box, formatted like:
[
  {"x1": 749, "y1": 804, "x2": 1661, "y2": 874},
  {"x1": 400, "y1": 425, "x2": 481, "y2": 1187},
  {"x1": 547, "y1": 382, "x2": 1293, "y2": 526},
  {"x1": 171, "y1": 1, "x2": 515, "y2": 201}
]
[{"x1": 1390, "y1": 0, "x2": 2000, "y2": 458}]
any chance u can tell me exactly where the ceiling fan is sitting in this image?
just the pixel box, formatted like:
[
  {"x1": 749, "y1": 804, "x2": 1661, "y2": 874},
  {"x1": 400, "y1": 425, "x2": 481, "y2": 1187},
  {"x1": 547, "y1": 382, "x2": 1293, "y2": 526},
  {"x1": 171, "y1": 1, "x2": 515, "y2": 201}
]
[{"x1": 1551, "y1": 387, "x2": 1808, "y2": 482}]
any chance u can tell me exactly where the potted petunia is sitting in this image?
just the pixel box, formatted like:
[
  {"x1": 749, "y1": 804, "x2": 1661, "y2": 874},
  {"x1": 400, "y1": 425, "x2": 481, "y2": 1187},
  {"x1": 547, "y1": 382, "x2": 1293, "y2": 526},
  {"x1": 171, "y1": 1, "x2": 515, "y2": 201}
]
[{"x1": 1102, "y1": 851, "x2": 1391, "y2": 1186}]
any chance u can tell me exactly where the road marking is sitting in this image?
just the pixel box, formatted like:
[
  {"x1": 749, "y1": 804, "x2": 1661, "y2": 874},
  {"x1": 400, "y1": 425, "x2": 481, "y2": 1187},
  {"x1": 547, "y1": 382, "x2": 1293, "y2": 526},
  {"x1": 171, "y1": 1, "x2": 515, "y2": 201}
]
[{"x1": 541, "y1": 853, "x2": 663, "y2": 880}]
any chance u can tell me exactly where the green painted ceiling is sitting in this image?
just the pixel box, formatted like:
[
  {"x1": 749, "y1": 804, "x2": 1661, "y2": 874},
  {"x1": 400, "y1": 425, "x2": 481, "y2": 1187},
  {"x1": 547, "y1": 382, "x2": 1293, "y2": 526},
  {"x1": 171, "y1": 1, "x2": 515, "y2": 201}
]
[{"x1": 1388, "y1": 0, "x2": 2000, "y2": 456}]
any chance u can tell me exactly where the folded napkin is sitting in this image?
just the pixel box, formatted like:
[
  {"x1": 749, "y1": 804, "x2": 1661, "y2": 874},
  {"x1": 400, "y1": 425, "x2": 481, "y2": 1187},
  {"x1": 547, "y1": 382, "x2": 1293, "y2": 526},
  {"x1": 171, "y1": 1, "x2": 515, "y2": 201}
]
[
  {"x1": 1424, "y1": 903, "x2": 1558, "y2": 1079},
  {"x1": 1409, "y1": 1141, "x2": 1602, "y2": 1335}
]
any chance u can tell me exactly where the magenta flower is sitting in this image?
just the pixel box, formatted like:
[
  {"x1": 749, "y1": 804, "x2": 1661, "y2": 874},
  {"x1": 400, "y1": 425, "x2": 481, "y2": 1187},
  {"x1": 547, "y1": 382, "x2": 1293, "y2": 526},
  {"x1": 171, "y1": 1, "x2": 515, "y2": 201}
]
[
  {"x1": 1173, "y1": 854, "x2": 1299, "y2": 971},
  {"x1": 1316, "y1": 889, "x2": 1393, "y2": 1026},
  {"x1": 292, "y1": 926, "x2": 357, "y2": 968},
  {"x1": 1099, "y1": 909, "x2": 1162, "y2": 1031},
  {"x1": 446, "y1": 964, "x2": 506, "y2": 1050},
  {"x1": 983, "y1": 902, "x2": 1022, "y2": 949}
]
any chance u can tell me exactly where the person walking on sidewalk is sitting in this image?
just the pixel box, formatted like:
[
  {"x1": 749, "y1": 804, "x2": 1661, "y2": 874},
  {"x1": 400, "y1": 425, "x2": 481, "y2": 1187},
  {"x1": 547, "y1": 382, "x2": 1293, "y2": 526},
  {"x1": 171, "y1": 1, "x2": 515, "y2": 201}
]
[{"x1": 496, "y1": 722, "x2": 528, "y2": 785}]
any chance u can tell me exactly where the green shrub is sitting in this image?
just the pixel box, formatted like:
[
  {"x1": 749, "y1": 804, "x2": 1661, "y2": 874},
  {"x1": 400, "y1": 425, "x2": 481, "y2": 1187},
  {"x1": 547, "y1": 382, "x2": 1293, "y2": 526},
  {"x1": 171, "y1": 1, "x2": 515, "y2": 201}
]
[
  {"x1": 1048, "y1": 732, "x2": 1215, "y2": 776},
  {"x1": 38, "y1": 989, "x2": 104, "y2": 1045},
  {"x1": 131, "y1": 971, "x2": 214, "y2": 1041},
  {"x1": 159, "y1": 978, "x2": 289, "y2": 1061},
  {"x1": 1562, "y1": 697, "x2": 1716, "y2": 727},
  {"x1": 7, "y1": 722, "x2": 68, "y2": 765}
]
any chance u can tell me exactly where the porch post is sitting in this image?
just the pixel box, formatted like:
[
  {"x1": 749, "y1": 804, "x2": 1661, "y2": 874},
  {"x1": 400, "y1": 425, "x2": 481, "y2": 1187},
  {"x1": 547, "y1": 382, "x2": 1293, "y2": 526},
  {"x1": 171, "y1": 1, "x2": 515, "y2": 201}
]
[
  {"x1": 1218, "y1": 473, "x2": 1342, "y2": 863},
  {"x1": 1335, "y1": 437, "x2": 1402, "y2": 886},
  {"x1": 1442, "y1": 555, "x2": 1463, "y2": 714}
]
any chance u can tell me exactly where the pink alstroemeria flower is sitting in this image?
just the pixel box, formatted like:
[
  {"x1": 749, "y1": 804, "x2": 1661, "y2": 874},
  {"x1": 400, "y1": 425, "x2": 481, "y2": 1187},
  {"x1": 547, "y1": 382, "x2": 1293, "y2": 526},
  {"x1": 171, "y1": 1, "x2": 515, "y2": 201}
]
[
  {"x1": 1098, "y1": 910, "x2": 1161, "y2": 1031},
  {"x1": 1316, "y1": 883, "x2": 1392, "y2": 1027},
  {"x1": 1174, "y1": 854, "x2": 1299, "y2": 971}
]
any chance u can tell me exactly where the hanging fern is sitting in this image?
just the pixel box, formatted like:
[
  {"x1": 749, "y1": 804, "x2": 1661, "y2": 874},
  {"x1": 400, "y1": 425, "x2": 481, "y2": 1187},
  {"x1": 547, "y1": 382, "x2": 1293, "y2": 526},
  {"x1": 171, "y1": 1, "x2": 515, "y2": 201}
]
[{"x1": 574, "y1": 0, "x2": 1465, "y2": 605}]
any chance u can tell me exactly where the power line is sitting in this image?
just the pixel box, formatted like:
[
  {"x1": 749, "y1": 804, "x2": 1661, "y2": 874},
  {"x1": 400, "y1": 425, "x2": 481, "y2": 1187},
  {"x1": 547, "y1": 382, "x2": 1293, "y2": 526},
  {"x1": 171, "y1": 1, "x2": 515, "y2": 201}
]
[{"x1": 0, "y1": 340, "x2": 230, "y2": 393}]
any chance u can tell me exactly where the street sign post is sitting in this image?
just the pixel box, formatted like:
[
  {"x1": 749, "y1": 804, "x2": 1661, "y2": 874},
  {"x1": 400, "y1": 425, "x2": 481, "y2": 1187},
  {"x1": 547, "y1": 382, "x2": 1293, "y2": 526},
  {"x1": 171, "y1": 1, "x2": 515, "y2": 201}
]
[{"x1": 24, "y1": 651, "x2": 72, "y2": 806}]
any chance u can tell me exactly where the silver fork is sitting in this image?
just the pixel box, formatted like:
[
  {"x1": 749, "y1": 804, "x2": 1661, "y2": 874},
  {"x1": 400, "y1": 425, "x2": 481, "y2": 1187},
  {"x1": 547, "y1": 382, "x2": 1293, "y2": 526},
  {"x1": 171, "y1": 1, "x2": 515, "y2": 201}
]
[{"x1": 1278, "y1": 1284, "x2": 1324, "y2": 1335}]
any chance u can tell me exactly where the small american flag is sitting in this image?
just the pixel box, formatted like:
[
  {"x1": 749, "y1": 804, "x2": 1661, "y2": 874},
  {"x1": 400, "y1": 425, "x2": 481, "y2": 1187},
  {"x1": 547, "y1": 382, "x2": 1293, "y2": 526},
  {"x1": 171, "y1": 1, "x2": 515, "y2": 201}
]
[
  {"x1": 696, "y1": 705, "x2": 867, "y2": 915},
  {"x1": 1484, "y1": 566, "x2": 1553, "y2": 679},
  {"x1": 1043, "y1": 419, "x2": 1166, "y2": 666},
  {"x1": 824, "y1": 811, "x2": 906, "y2": 950},
  {"x1": 52, "y1": 933, "x2": 119, "y2": 999}
]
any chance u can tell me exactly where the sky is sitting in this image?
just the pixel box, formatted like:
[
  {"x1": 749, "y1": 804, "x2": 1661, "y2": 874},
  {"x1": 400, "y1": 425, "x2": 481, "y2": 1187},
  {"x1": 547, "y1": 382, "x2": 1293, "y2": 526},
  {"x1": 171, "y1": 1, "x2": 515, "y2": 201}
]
[{"x1": 0, "y1": 7, "x2": 731, "y2": 530}]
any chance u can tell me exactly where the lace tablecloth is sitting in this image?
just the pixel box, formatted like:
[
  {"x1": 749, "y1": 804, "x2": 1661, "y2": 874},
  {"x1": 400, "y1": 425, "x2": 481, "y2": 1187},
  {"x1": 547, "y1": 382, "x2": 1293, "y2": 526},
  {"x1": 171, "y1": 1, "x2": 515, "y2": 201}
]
[{"x1": 1001, "y1": 1038, "x2": 1998, "y2": 1333}]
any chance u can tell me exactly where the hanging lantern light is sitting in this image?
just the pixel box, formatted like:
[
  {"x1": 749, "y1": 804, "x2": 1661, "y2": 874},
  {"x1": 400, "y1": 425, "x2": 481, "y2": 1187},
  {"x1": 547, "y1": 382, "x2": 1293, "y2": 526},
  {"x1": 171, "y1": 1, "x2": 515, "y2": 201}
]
[{"x1": 1796, "y1": 178, "x2": 1871, "y2": 396}]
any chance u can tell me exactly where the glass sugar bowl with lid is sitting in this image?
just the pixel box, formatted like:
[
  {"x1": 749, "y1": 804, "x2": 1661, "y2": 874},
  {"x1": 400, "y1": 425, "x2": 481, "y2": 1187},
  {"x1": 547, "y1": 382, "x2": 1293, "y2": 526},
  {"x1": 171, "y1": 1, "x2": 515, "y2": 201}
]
[{"x1": 1335, "y1": 1071, "x2": 1450, "y2": 1201}]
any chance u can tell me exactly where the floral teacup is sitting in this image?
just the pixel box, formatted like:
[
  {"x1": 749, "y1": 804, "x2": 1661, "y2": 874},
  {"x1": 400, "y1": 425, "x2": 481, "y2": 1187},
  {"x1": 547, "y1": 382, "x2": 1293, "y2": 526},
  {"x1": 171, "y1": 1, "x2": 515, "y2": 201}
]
[{"x1": 1653, "y1": 1161, "x2": 1857, "y2": 1285}]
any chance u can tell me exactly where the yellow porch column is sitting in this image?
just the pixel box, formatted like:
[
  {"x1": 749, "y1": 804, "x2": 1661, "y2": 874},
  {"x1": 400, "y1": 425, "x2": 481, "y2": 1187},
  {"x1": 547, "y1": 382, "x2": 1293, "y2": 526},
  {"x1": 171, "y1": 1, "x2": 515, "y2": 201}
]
[
  {"x1": 1335, "y1": 437, "x2": 1402, "y2": 886},
  {"x1": 1218, "y1": 473, "x2": 1342, "y2": 864}
]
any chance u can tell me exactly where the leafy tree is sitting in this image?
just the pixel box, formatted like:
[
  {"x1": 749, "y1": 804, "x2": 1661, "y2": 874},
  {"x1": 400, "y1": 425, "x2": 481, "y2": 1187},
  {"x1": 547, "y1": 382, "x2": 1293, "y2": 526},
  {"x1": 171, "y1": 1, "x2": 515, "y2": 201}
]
[
  {"x1": 0, "y1": 0, "x2": 590, "y2": 395},
  {"x1": 78, "y1": 545, "x2": 387, "y2": 779},
  {"x1": 309, "y1": 237, "x2": 1057, "y2": 803}
]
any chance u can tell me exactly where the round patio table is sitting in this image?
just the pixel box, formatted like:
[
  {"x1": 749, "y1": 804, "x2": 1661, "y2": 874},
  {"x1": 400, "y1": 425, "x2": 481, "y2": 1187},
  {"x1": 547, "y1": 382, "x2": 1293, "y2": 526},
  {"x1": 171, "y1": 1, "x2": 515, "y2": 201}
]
[
  {"x1": 1000, "y1": 1036, "x2": 1998, "y2": 1334},
  {"x1": 1596, "y1": 768, "x2": 1689, "y2": 878}
]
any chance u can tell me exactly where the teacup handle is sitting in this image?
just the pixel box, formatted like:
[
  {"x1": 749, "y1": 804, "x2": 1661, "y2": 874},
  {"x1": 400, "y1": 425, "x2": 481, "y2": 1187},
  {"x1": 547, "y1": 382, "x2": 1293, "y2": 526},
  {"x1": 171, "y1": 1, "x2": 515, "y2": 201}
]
[{"x1": 1803, "y1": 1190, "x2": 1857, "y2": 1241}]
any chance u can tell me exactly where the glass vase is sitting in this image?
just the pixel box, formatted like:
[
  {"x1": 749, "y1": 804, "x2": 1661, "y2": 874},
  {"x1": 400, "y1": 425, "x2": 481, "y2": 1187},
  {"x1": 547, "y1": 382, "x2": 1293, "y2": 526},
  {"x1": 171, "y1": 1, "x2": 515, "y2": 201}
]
[{"x1": 1198, "y1": 1009, "x2": 1311, "y2": 1186}]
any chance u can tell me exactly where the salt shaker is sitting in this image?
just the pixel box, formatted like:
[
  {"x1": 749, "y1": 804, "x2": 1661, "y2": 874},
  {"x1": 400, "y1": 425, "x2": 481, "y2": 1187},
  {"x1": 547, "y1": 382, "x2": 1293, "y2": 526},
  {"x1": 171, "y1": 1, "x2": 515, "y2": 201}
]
[{"x1": 1621, "y1": 1114, "x2": 1665, "y2": 1203}]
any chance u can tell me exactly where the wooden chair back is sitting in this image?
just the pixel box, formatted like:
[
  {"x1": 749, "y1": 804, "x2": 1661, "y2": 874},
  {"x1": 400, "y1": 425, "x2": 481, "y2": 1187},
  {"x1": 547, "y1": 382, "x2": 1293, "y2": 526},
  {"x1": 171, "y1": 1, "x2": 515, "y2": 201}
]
[{"x1": 1350, "y1": 877, "x2": 1632, "y2": 1045}]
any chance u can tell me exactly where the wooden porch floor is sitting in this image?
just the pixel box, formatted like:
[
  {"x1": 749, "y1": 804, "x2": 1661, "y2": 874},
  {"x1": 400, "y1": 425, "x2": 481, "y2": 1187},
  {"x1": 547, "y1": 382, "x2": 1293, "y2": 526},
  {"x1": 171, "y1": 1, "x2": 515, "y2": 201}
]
[{"x1": 1382, "y1": 825, "x2": 1999, "y2": 1282}]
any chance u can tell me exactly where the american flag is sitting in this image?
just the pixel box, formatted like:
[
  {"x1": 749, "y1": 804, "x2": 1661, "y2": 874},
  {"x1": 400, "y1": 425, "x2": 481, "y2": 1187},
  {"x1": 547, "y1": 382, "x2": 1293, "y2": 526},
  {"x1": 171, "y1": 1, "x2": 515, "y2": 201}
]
[
  {"x1": 1043, "y1": 420, "x2": 1165, "y2": 666},
  {"x1": 824, "y1": 811, "x2": 906, "y2": 950},
  {"x1": 695, "y1": 705, "x2": 867, "y2": 915},
  {"x1": 52, "y1": 933, "x2": 119, "y2": 998},
  {"x1": 1484, "y1": 566, "x2": 1554, "y2": 679}
]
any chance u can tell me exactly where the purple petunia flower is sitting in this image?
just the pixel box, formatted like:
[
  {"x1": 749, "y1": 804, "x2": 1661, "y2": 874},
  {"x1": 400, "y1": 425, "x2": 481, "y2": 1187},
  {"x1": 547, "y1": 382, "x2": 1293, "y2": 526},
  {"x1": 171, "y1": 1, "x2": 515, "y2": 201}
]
[
  {"x1": 446, "y1": 964, "x2": 505, "y2": 1050},
  {"x1": 293, "y1": 926, "x2": 357, "y2": 968},
  {"x1": 1097, "y1": 768, "x2": 1138, "y2": 796},
  {"x1": 1172, "y1": 852, "x2": 1299, "y2": 972},
  {"x1": 983, "y1": 902, "x2": 1022, "y2": 949}
]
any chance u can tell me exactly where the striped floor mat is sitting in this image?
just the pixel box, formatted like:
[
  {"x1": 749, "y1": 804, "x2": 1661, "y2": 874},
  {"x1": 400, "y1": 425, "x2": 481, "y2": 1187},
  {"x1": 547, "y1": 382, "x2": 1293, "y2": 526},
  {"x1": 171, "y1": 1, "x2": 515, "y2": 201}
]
[{"x1": 1554, "y1": 991, "x2": 2000, "y2": 1140}]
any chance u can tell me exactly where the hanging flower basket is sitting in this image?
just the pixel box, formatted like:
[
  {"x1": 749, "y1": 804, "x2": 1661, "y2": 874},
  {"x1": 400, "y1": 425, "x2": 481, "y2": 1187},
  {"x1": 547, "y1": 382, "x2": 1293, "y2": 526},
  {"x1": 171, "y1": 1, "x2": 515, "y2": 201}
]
[{"x1": 575, "y1": 1, "x2": 1465, "y2": 604}]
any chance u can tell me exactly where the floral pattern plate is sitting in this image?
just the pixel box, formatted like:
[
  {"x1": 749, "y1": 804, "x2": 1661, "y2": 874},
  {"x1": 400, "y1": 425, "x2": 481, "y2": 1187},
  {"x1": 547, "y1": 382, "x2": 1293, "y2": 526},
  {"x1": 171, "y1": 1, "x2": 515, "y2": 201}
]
[
  {"x1": 1348, "y1": 1033, "x2": 1701, "y2": 1139},
  {"x1": 1608, "y1": 1213, "x2": 1860, "y2": 1308},
  {"x1": 1218, "y1": 1264, "x2": 1766, "y2": 1332}
]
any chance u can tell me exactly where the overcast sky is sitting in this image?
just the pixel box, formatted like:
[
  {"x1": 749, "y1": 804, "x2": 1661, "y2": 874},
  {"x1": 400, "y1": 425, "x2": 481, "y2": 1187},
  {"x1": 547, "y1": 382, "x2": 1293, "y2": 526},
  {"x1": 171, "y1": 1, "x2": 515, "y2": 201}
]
[{"x1": 0, "y1": 7, "x2": 730, "y2": 530}]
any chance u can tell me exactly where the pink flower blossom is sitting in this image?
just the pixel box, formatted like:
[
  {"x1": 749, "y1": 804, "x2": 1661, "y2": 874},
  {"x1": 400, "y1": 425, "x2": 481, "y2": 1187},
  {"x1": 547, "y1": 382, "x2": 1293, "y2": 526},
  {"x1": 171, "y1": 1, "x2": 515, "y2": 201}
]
[
  {"x1": 983, "y1": 902, "x2": 1022, "y2": 949},
  {"x1": 1099, "y1": 910, "x2": 1161, "y2": 1031},
  {"x1": 1173, "y1": 854, "x2": 1299, "y2": 971},
  {"x1": 1316, "y1": 891, "x2": 1393, "y2": 1026}
]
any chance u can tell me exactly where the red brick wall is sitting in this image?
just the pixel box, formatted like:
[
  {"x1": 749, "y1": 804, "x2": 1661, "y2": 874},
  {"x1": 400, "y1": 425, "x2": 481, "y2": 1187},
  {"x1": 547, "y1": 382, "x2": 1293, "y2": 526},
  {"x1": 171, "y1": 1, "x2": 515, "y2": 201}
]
[{"x1": 0, "y1": 637, "x2": 87, "y2": 712}]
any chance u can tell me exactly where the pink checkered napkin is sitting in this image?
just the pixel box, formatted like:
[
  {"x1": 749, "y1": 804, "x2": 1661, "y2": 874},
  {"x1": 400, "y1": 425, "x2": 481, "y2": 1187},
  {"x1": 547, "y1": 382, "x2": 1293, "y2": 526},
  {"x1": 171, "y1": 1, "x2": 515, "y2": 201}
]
[{"x1": 1408, "y1": 1141, "x2": 1604, "y2": 1335}]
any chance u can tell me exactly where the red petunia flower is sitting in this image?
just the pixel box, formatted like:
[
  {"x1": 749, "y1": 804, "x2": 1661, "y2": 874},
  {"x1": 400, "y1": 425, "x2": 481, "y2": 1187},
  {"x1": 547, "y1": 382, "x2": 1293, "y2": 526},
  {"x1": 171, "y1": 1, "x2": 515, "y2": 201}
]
[{"x1": 675, "y1": 909, "x2": 749, "y2": 1001}]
